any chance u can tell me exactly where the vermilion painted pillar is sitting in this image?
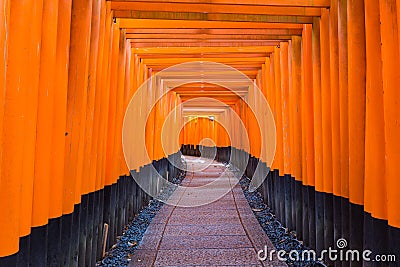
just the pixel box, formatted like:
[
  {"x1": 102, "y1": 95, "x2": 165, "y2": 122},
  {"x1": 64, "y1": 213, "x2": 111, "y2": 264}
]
[
  {"x1": 273, "y1": 47, "x2": 284, "y2": 175},
  {"x1": 0, "y1": 2, "x2": 8, "y2": 205},
  {"x1": 301, "y1": 24, "x2": 315, "y2": 188},
  {"x1": 301, "y1": 24, "x2": 315, "y2": 249},
  {"x1": 380, "y1": 2, "x2": 400, "y2": 260},
  {"x1": 82, "y1": 0, "x2": 102, "y2": 195},
  {"x1": 338, "y1": 0, "x2": 350, "y2": 253},
  {"x1": 330, "y1": 0, "x2": 341, "y2": 199},
  {"x1": 287, "y1": 41, "x2": 294, "y2": 177},
  {"x1": 268, "y1": 56, "x2": 277, "y2": 171},
  {"x1": 364, "y1": 0, "x2": 386, "y2": 223},
  {"x1": 105, "y1": 21, "x2": 120, "y2": 186},
  {"x1": 291, "y1": 36, "x2": 302, "y2": 182},
  {"x1": 338, "y1": 0, "x2": 349, "y2": 200},
  {"x1": 52, "y1": 0, "x2": 72, "y2": 219},
  {"x1": 64, "y1": 0, "x2": 93, "y2": 211},
  {"x1": 348, "y1": 0, "x2": 366, "y2": 256},
  {"x1": 347, "y1": 0, "x2": 366, "y2": 208},
  {"x1": 146, "y1": 68, "x2": 156, "y2": 161},
  {"x1": 114, "y1": 29, "x2": 127, "y2": 177},
  {"x1": 280, "y1": 42, "x2": 291, "y2": 176},
  {"x1": 91, "y1": 0, "x2": 107, "y2": 191},
  {"x1": 53, "y1": 2, "x2": 73, "y2": 263},
  {"x1": 32, "y1": 0, "x2": 59, "y2": 228},
  {"x1": 320, "y1": 8, "x2": 332, "y2": 195},
  {"x1": 0, "y1": 0, "x2": 16, "y2": 257},
  {"x1": 320, "y1": 8, "x2": 334, "y2": 252},
  {"x1": 98, "y1": 2, "x2": 113, "y2": 188},
  {"x1": 20, "y1": 0, "x2": 43, "y2": 238},
  {"x1": 329, "y1": 0, "x2": 342, "y2": 255},
  {"x1": 380, "y1": 0, "x2": 400, "y2": 230},
  {"x1": 312, "y1": 17, "x2": 323, "y2": 194},
  {"x1": 312, "y1": 16, "x2": 324, "y2": 254},
  {"x1": 364, "y1": 0, "x2": 387, "y2": 260}
]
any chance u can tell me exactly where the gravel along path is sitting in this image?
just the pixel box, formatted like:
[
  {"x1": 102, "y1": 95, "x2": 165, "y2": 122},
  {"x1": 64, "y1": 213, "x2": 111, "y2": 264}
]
[
  {"x1": 128, "y1": 157, "x2": 286, "y2": 267},
  {"x1": 97, "y1": 170, "x2": 186, "y2": 267},
  {"x1": 99, "y1": 156, "x2": 323, "y2": 267},
  {"x1": 238, "y1": 173, "x2": 326, "y2": 267}
]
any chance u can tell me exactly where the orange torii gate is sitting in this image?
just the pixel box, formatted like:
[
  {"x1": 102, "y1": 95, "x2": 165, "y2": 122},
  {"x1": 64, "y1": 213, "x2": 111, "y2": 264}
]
[{"x1": 0, "y1": 0, "x2": 399, "y2": 266}]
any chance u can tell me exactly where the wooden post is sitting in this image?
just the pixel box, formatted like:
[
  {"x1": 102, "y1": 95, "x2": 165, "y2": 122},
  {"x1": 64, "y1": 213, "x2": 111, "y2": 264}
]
[
  {"x1": 301, "y1": 24, "x2": 315, "y2": 187},
  {"x1": 99, "y1": 2, "x2": 113, "y2": 188},
  {"x1": 0, "y1": 0, "x2": 21, "y2": 257},
  {"x1": 380, "y1": 0, "x2": 400, "y2": 230},
  {"x1": 312, "y1": 16, "x2": 324, "y2": 254},
  {"x1": 364, "y1": 0, "x2": 386, "y2": 223},
  {"x1": 330, "y1": 0, "x2": 341, "y2": 199},
  {"x1": 32, "y1": 0, "x2": 59, "y2": 228},
  {"x1": 82, "y1": 0, "x2": 102, "y2": 195},
  {"x1": 52, "y1": 0, "x2": 72, "y2": 220},
  {"x1": 274, "y1": 47, "x2": 284, "y2": 176},
  {"x1": 280, "y1": 42, "x2": 291, "y2": 176},
  {"x1": 312, "y1": 17, "x2": 323, "y2": 194},
  {"x1": 347, "y1": 0, "x2": 366, "y2": 207},
  {"x1": 291, "y1": 36, "x2": 302, "y2": 182},
  {"x1": 64, "y1": 0, "x2": 93, "y2": 210},
  {"x1": 347, "y1": 0, "x2": 366, "y2": 254},
  {"x1": 105, "y1": 21, "x2": 120, "y2": 186},
  {"x1": 20, "y1": 0, "x2": 43, "y2": 238},
  {"x1": 338, "y1": 0, "x2": 349, "y2": 200}
]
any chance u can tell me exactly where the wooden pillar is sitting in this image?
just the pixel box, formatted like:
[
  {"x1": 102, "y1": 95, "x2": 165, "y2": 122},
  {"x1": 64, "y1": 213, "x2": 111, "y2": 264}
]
[
  {"x1": 301, "y1": 24, "x2": 315, "y2": 187},
  {"x1": 338, "y1": 0, "x2": 351, "y2": 252},
  {"x1": 364, "y1": 0, "x2": 386, "y2": 222},
  {"x1": 320, "y1": 8, "x2": 335, "y2": 252},
  {"x1": 120, "y1": 41, "x2": 131, "y2": 174},
  {"x1": 20, "y1": 0, "x2": 43, "y2": 238},
  {"x1": 0, "y1": 2, "x2": 8, "y2": 210},
  {"x1": 312, "y1": 16, "x2": 324, "y2": 254},
  {"x1": 91, "y1": 0, "x2": 107, "y2": 191},
  {"x1": 105, "y1": 21, "x2": 120, "y2": 186},
  {"x1": 82, "y1": 0, "x2": 102, "y2": 195},
  {"x1": 301, "y1": 24, "x2": 315, "y2": 248},
  {"x1": 291, "y1": 36, "x2": 302, "y2": 182},
  {"x1": 51, "y1": 0, "x2": 72, "y2": 219},
  {"x1": 380, "y1": 0, "x2": 400, "y2": 230},
  {"x1": 32, "y1": 0, "x2": 59, "y2": 227},
  {"x1": 114, "y1": 29, "x2": 127, "y2": 176},
  {"x1": 347, "y1": 0, "x2": 366, "y2": 207},
  {"x1": 0, "y1": 0, "x2": 21, "y2": 257},
  {"x1": 329, "y1": 0, "x2": 343, "y2": 254},
  {"x1": 363, "y1": 1, "x2": 390, "y2": 260},
  {"x1": 312, "y1": 17, "x2": 323, "y2": 193},
  {"x1": 274, "y1": 47, "x2": 283, "y2": 175},
  {"x1": 348, "y1": 0, "x2": 366, "y2": 255},
  {"x1": 146, "y1": 68, "x2": 155, "y2": 162},
  {"x1": 330, "y1": 0, "x2": 341, "y2": 199},
  {"x1": 320, "y1": 8, "x2": 332, "y2": 195},
  {"x1": 280, "y1": 42, "x2": 291, "y2": 176},
  {"x1": 269, "y1": 56, "x2": 277, "y2": 171},
  {"x1": 98, "y1": 2, "x2": 113, "y2": 187},
  {"x1": 338, "y1": 0, "x2": 349, "y2": 200},
  {"x1": 288, "y1": 40, "x2": 294, "y2": 174},
  {"x1": 64, "y1": 0, "x2": 93, "y2": 211}
]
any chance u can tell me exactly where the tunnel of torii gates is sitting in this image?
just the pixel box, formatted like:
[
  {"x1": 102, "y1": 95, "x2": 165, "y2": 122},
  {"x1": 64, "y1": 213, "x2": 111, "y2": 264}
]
[{"x1": 0, "y1": 0, "x2": 400, "y2": 266}]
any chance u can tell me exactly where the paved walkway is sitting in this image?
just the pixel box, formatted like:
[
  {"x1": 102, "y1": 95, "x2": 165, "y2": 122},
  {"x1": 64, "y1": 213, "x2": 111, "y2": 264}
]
[{"x1": 129, "y1": 157, "x2": 286, "y2": 267}]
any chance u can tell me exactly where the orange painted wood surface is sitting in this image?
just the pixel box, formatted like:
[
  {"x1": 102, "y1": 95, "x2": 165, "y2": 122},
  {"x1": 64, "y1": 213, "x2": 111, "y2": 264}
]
[{"x1": 1, "y1": 0, "x2": 400, "y2": 257}]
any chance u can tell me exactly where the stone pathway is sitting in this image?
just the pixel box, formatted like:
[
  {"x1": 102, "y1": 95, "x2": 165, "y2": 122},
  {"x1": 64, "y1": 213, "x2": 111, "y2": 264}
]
[{"x1": 129, "y1": 157, "x2": 286, "y2": 267}]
